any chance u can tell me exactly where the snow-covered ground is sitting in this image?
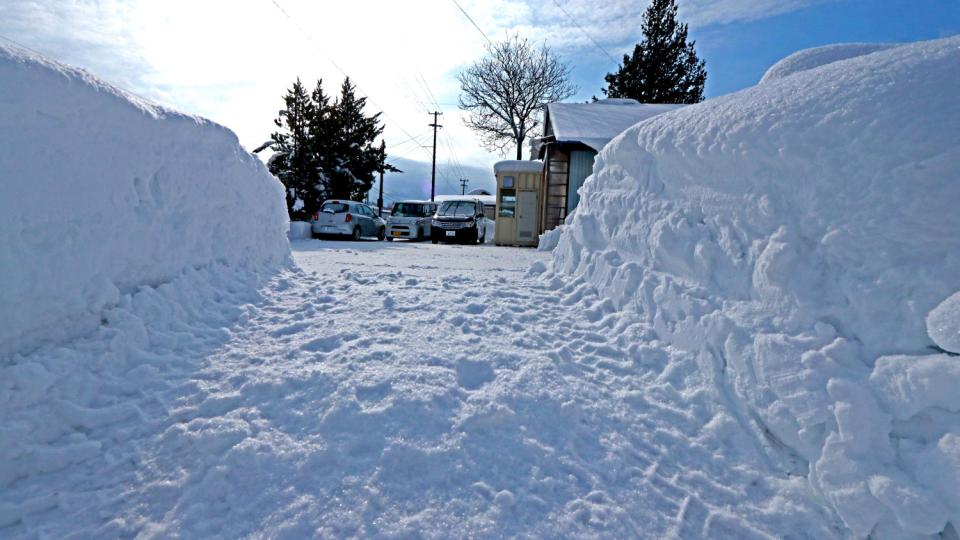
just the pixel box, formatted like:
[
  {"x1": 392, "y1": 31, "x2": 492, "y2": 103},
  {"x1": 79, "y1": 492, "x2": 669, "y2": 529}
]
[{"x1": 2, "y1": 240, "x2": 843, "y2": 538}]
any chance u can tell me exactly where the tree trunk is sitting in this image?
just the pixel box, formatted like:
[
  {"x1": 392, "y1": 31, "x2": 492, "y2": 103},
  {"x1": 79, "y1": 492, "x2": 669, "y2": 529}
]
[{"x1": 516, "y1": 139, "x2": 523, "y2": 160}]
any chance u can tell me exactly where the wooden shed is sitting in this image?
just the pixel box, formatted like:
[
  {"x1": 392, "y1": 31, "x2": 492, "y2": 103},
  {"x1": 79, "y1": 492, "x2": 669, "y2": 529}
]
[
  {"x1": 493, "y1": 160, "x2": 544, "y2": 247},
  {"x1": 532, "y1": 99, "x2": 687, "y2": 231}
]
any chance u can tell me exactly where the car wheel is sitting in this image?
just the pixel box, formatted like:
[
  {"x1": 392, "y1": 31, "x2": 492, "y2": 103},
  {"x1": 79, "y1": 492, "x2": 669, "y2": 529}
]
[
  {"x1": 377, "y1": 227, "x2": 386, "y2": 241},
  {"x1": 386, "y1": 236, "x2": 393, "y2": 242},
  {"x1": 351, "y1": 227, "x2": 361, "y2": 241},
  {"x1": 431, "y1": 238, "x2": 438, "y2": 244},
  {"x1": 416, "y1": 228, "x2": 423, "y2": 242}
]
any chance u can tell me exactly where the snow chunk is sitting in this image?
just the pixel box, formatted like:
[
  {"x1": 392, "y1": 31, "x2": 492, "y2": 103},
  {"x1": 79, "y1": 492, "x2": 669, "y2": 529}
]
[
  {"x1": 760, "y1": 42, "x2": 900, "y2": 83},
  {"x1": 871, "y1": 354, "x2": 960, "y2": 419},
  {"x1": 537, "y1": 225, "x2": 564, "y2": 252},
  {"x1": 0, "y1": 44, "x2": 289, "y2": 355},
  {"x1": 928, "y1": 292, "x2": 960, "y2": 353}
]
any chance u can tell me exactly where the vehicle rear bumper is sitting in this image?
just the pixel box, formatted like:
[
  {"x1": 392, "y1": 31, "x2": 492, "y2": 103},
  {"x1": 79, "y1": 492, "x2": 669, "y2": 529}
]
[
  {"x1": 312, "y1": 223, "x2": 353, "y2": 236},
  {"x1": 431, "y1": 227, "x2": 477, "y2": 243}
]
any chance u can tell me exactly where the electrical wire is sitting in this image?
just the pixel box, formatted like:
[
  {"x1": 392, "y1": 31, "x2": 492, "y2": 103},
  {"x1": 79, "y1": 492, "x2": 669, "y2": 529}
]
[
  {"x1": 266, "y1": 0, "x2": 432, "y2": 159},
  {"x1": 449, "y1": 0, "x2": 493, "y2": 45},
  {"x1": 549, "y1": 0, "x2": 619, "y2": 64}
]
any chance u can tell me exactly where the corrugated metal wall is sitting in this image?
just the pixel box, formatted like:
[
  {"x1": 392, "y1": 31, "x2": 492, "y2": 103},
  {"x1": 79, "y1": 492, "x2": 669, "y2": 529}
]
[{"x1": 566, "y1": 150, "x2": 596, "y2": 215}]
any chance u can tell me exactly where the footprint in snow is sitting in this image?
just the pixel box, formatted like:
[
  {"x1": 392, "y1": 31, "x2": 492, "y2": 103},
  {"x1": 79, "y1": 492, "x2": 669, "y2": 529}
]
[
  {"x1": 456, "y1": 358, "x2": 495, "y2": 390},
  {"x1": 355, "y1": 381, "x2": 391, "y2": 403},
  {"x1": 302, "y1": 335, "x2": 341, "y2": 353}
]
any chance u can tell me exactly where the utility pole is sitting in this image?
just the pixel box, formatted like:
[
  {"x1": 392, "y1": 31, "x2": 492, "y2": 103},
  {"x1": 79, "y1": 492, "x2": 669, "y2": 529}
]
[
  {"x1": 460, "y1": 178, "x2": 469, "y2": 195},
  {"x1": 378, "y1": 169, "x2": 384, "y2": 217},
  {"x1": 377, "y1": 162, "x2": 401, "y2": 217},
  {"x1": 429, "y1": 111, "x2": 443, "y2": 201}
]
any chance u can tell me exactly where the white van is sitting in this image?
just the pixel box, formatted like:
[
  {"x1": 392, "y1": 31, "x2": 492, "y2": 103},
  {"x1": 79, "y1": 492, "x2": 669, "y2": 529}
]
[{"x1": 385, "y1": 200, "x2": 439, "y2": 241}]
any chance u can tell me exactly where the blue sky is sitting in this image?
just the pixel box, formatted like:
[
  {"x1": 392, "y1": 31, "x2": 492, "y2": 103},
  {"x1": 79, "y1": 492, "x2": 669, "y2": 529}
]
[
  {"x1": 695, "y1": 0, "x2": 960, "y2": 97},
  {"x1": 558, "y1": 0, "x2": 960, "y2": 101},
  {"x1": 1, "y1": 0, "x2": 957, "y2": 186}
]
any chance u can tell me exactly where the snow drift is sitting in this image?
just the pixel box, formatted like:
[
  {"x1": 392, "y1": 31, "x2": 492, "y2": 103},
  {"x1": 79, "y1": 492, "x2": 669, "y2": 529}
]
[
  {"x1": 0, "y1": 45, "x2": 289, "y2": 356},
  {"x1": 550, "y1": 36, "x2": 960, "y2": 538},
  {"x1": 759, "y1": 42, "x2": 897, "y2": 84}
]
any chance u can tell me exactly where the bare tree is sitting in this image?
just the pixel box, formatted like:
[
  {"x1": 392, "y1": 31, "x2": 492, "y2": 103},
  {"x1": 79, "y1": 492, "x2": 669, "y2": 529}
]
[{"x1": 459, "y1": 36, "x2": 576, "y2": 160}]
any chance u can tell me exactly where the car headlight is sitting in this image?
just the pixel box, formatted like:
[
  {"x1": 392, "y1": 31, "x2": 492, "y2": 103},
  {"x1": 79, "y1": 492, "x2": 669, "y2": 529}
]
[
  {"x1": 466, "y1": 219, "x2": 475, "y2": 227},
  {"x1": 431, "y1": 219, "x2": 440, "y2": 226}
]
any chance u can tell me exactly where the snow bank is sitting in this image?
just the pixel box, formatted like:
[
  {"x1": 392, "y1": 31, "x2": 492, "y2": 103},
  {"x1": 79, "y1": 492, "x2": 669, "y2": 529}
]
[
  {"x1": 0, "y1": 45, "x2": 289, "y2": 355},
  {"x1": 288, "y1": 221, "x2": 313, "y2": 241},
  {"x1": 549, "y1": 36, "x2": 960, "y2": 538},
  {"x1": 760, "y1": 42, "x2": 897, "y2": 83}
]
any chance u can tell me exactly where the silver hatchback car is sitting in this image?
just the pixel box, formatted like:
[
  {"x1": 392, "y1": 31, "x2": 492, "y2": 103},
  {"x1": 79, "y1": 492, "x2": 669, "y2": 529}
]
[
  {"x1": 311, "y1": 200, "x2": 386, "y2": 241},
  {"x1": 386, "y1": 200, "x2": 438, "y2": 241}
]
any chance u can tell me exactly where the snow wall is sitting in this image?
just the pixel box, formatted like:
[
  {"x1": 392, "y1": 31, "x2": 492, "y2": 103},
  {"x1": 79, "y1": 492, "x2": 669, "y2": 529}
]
[
  {"x1": 549, "y1": 37, "x2": 960, "y2": 538},
  {"x1": 0, "y1": 45, "x2": 290, "y2": 356}
]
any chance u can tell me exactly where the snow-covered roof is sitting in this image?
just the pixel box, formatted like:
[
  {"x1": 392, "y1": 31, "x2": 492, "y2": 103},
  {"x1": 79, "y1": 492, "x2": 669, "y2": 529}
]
[
  {"x1": 494, "y1": 160, "x2": 544, "y2": 174},
  {"x1": 544, "y1": 99, "x2": 687, "y2": 153}
]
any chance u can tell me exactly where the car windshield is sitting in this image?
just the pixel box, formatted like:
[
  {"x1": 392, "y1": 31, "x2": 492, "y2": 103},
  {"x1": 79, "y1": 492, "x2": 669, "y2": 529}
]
[
  {"x1": 392, "y1": 203, "x2": 428, "y2": 217},
  {"x1": 321, "y1": 202, "x2": 349, "y2": 214},
  {"x1": 437, "y1": 201, "x2": 476, "y2": 217}
]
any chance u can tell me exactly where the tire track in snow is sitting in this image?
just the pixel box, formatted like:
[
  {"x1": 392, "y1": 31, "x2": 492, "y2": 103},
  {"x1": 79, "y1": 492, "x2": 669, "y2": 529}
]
[{"x1": 1, "y1": 241, "x2": 839, "y2": 538}]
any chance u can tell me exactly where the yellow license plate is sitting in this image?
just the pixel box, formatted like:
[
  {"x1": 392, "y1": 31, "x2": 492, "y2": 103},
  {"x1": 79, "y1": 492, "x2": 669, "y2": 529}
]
[{"x1": 392, "y1": 231, "x2": 402, "y2": 236}]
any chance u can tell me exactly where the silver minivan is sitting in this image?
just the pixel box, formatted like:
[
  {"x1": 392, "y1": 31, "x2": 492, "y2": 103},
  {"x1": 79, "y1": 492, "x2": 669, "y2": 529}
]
[
  {"x1": 311, "y1": 200, "x2": 386, "y2": 241},
  {"x1": 386, "y1": 200, "x2": 438, "y2": 241}
]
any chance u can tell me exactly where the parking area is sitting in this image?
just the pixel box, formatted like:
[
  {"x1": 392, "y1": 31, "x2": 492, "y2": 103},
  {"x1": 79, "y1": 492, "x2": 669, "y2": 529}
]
[{"x1": 291, "y1": 236, "x2": 544, "y2": 279}]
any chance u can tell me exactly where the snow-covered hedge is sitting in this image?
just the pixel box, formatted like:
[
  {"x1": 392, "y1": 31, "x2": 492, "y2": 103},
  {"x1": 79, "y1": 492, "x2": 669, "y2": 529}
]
[
  {"x1": 549, "y1": 36, "x2": 960, "y2": 538},
  {"x1": 0, "y1": 45, "x2": 289, "y2": 356},
  {"x1": 288, "y1": 221, "x2": 313, "y2": 241}
]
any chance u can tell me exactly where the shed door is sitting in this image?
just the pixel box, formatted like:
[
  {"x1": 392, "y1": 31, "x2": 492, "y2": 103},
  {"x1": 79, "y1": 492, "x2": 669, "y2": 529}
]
[
  {"x1": 567, "y1": 150, "x2": 596, "y2": 215},
  {"x1": 517, "y1": 191, "x2": 538, "y2": 242}
]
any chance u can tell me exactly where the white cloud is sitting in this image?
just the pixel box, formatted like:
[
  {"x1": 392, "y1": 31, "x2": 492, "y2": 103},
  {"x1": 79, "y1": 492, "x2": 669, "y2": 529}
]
[{"x1": 1, "y1": 0, "x2": 836, "y2": 177}]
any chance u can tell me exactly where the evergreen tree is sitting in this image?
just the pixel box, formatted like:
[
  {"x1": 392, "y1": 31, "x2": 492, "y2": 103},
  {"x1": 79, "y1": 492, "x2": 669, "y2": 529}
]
[
  {"x1": 602, "y1": 0, "x2": 706, "y2": 104},
  {"x1": 257, "y1": 77, "x2": 388, "y2": 216},
  {"x1": 325, "y1": 77, "x2": 385, "y2": 201},
  {"x1": 262, "y1": 78, "x2": 317, "y2": 219},
  {"x1": 305, "y1": 79, "x2": 333, "y2": 215}
]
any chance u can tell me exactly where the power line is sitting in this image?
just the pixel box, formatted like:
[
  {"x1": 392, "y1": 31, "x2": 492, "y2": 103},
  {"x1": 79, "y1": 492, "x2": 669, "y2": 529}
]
[
  {"x1": 386, "y1": 130, "x2": 430, "y2": 150},
  {"x1": 549, "y1": 0, "x2": 619, "y2": 64},
  {"x1": 265, "y1": 0, "x2": 430, "y2": 157},
  {"x1": 398, "y1": 76, "x2": 433, "y2": 114},
  {"x1": 449, "y1": 0, "x2": 493, "y2": 45},
  {"x1": 416, "y1": 72, "x2": 441, "y2": 110}
]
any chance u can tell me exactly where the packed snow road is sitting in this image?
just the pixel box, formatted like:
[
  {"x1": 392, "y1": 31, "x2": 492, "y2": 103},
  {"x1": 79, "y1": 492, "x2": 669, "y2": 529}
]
[{"x1": 2, "y1": 239, "x2": 839, "y2": 538}]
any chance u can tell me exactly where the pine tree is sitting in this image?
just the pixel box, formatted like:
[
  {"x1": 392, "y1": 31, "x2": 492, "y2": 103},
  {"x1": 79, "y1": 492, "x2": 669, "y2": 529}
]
[
  {"x1": 602, "y1": 0, "x2": 706, "y2": 104},
  {"x1": 257, "y1": 77, "x2": 389, "y2": 216},
  {"x1": 305, "y1": 79, "x2": 333, "y2": 216},
  {"x1": 263, "y1": 78, "x2": 317, "y2": 219},
  {"x1": 325, "y1": 78, "x2": 385, "y2": 201}
]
